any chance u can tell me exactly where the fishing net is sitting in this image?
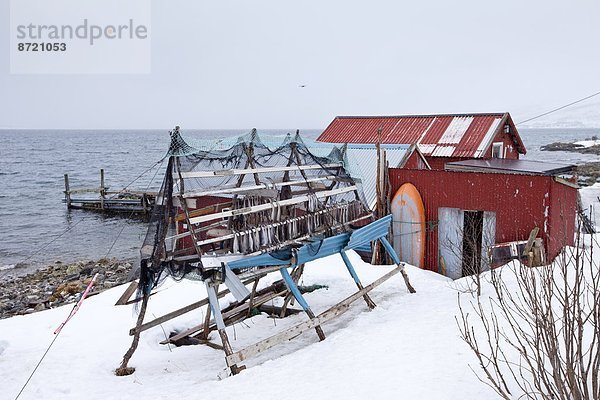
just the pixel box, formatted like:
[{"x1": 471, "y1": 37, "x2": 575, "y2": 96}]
[{"x1": 136, "y1": 128, "x2": 371, "y2": 294}]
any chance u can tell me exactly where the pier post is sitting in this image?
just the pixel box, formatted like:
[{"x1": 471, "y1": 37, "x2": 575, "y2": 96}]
[
  {"x1": 100, "y1": 169, "x2": 105, "y2": 210},
  {"x1": 64, "y1": 174, "x2": 71, "y2": 209}
]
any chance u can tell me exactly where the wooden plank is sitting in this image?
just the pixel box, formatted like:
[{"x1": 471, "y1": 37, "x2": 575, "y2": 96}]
[
  {"x1": 188, "y1": 185, "x2": 357, "y2": 225},
  {"x1": 176, "y1": 163, "x2": 342, "y2": 179},
  {"x1": 67, "y1": 198, "x2": 145, "y2": 205},
  {"x1": 554, "y1": 176, "x2": 579, "y2": 189},
  {"x1": 182, "y1": 175, "x2": 335, "y2": 198},
  {"x1": 105, "y1": 190, "x2": 158, "y2": 196},
  {"x1": 258, "y1": 304, "x2": 302, "y2": 318},
  {"x1": 67, "y1": 187, "x2": 104, "y2": 194},
  {"x1": 174, "y1": 201, "x2": 232, "y2": 223},
  {"x1": 522, "y1": 227, "x2": 540, "y2": 258},
  {"x1": 226, "y1": 266, "x2": 401, "y2": 366},
  {"x1": 161, "y1": 289, "x2": 287, "y2": 344},
  {"x1": 132, "y1": 275, "x2": 265, "y2": 335},
  {"x1": 168, "y1": 203, "x2": 349, "y2": 242},
  {"x1": 194, "y1": 212, "x2": 371, "y2": 250},
  {"x1": 115, "y1": 281, "x2": 138, "y2": 306},
  {"x1": 167, "y1": 213, "x2": 372, "y2": 263}
]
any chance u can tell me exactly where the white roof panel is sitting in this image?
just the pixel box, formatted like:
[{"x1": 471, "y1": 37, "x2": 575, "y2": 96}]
[
  {"x1": 431, "y1": 145, "x2": 456, "y2": 157},
  {"x1": 438, "y1": 116, "x2": 474, "y2": 144}
]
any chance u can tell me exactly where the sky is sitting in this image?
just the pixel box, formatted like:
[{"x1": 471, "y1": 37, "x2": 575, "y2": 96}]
[{"x1": 1, "y1": 0, "x2": 599, "y2": 129}]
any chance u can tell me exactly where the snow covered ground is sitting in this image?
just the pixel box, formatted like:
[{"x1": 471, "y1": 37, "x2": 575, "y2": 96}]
[
  {"x1": 1, "y1": 251, "x2": 497, "y2": 400},
  {"x1": 580, "y1": 184, "x2": 600, "y2": 226},
  {"x1": 2, "y1": 188, "x2": 600, "y2": 400}
]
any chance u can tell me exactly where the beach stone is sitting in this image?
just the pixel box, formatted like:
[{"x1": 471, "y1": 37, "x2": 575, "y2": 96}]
[
  {"x1": 65, "y1": 274, "x2": 79, "y2": 282},
  {"x1": 66, "y1": 264, "x2": 82, "y2": 275},
  {"x1": 79, "y1": 266, "x2": 93, "y2": 276}
]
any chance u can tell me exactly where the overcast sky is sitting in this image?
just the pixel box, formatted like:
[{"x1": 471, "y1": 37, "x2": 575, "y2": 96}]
[{"x1": 1, "y1": 0, "x2": 599, "y2": 129}]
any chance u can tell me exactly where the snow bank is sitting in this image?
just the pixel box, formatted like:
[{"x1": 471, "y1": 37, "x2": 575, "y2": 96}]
[
  {"x1": 1, "y1": 252, "x2": 495, "y2": 400},
  {"x1": 574, "y1": 139, "x2": 600, "y2": 148},
  {"x1": 580, "y1": 184, "x2": 600, "y2": 225}
]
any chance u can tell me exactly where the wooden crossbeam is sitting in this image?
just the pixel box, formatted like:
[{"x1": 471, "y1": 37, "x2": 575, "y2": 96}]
[
  {"x1": 225, "y1": 266, "x2": 401, "y2": 366},
  {"x1": 161, "y1": 289, "x2": 288, "y2": 344},
  {"x1": 198, "y1": 213, "x2": 372, "y2": 250},
  {"x1": 182, "y1": 176, "x2": 335, "y2": 198},
  {"x1": 167, "y1": 201, "x2": 357, "y2": 243},
  {"x1": 167, "y1": 213, "x2": 372, "y2": 263},
  {"x1": 128, "y1": 276, "x2": 262, "y2": 336},
  {"x1": 175, "y1": 163, "x2": 342, "y2": 179},
  {"x1": 188, "y1": 185, "x2": 357, "y2": 225}
]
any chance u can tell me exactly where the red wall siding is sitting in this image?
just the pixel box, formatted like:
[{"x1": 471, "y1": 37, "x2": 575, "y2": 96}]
[
  {"x1": 176, "y1": 195, "x2": 231, "y2": 251},
  {"x1": 389, "y1": 169, "x2": 576, "y2": 273},
  {"x1": 547, "y1": 180, "x2": 577, "y2": 260},
  {"x1": 403, "y1": 151, "x2": 428, "y2": 169},
  {"x1": 423, "y1": 157, "x2": 466, "y2": 171}
]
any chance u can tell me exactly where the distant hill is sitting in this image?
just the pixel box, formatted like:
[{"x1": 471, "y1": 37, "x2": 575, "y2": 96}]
[{"x1": 518, "y1": 100, "x2": 600, "y2": 129}]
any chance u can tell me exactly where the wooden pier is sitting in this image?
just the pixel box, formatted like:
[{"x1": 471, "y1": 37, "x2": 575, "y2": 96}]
[{"x1": 63, "y1": 169, "x2": 156, "y2": 216}]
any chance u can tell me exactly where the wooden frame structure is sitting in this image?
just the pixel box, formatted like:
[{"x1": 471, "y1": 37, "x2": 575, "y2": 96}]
[{"x1": 115, "y1": 128, "x2": 415, "y2": 376}]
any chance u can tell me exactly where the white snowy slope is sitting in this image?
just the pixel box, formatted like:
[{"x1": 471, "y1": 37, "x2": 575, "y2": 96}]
[
  {"x1": 518, "y1": 99, "x2": 600, "y2": 129},
  {"x1": 1, "y1": 251, "x2": 496, "y2": 400}
]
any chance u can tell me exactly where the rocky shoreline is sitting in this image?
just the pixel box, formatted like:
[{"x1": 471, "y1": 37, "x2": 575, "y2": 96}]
[
  {"x1": 0, "y1": 259, "x2": 135, "y2": 320},
  {"x1": 541, "y1": 141, "x2": 600, "y2": 155},
  {"x1": 540, "y1": 141, "x2": 600, "y2": 186}
]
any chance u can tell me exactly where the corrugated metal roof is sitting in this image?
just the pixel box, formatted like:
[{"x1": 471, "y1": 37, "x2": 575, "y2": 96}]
[
  {"x1": 445, "y1": 159, "x2": 575, "y2": 176},
  {"x1": 317, "y1": 113, "x2": 526, "y2": 158},
  {"x1": 344, "y1": 144, "x2": 414, "y2": 210}
]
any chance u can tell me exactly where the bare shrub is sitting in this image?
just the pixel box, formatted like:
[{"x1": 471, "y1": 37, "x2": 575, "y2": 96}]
[{"x1": 457, "y1": 225, "x2": 600, "y2": 399}]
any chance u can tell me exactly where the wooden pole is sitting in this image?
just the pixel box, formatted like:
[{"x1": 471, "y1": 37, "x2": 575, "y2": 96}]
[
  {"x1": 199, "y1": 304, "x2": 212, "y2": 341},
  {"x1": 115, "y1": 293, "x2": 149, "y2": 376},
  {"x1": 100, "y1": 169, "x2": 105, "y2": 210},
  {"x1": 63, "y1": 174, "x2": 71, "y2": 209},
  {"x1": 372, "y1": 127, "x2": 383, "y2": 264}
]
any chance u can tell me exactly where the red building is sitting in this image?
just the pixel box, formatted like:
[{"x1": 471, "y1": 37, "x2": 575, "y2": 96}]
[
  {"x1": 389, "y1": 160, "x2": 577, "y2": 278},
  {"x1": 318, "y1": 113, "x2": 527, "y2": 170}
]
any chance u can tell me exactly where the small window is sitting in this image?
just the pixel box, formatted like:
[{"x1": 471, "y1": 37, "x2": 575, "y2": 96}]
[{"x1": 492, "y1": 142, "x2": 503, "y2": 159}]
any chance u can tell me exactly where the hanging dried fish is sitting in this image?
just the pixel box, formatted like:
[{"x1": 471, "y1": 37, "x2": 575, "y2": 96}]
[
  {"x1": 232, "y1": 232, "x2": 240, "y2": 253},
  {"x1": 253, "y1": 228, "x2": 260, "y2": 251},
  {"x1": 248, "y1": 229, "x2": 254, "y2": 251}
]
